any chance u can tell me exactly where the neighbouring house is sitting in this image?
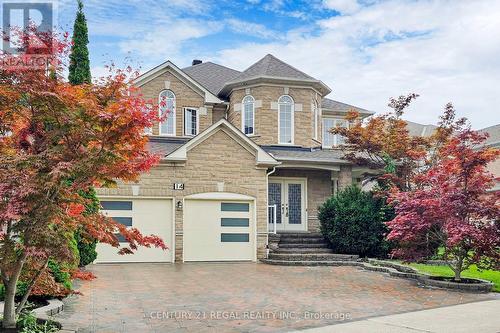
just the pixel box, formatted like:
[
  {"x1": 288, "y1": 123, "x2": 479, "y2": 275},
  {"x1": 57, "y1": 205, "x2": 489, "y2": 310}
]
[
  {"x1": 95, "y1": 54, "x2": 374, "y2": 263},
  {"x1": 479, "y1": 124, "x2": 500, "y2": 192}
]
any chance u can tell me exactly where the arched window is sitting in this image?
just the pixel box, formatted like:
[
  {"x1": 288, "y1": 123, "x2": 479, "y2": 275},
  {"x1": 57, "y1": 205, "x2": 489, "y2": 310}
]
[
  {"x1": 159, "y1": 90, "x2": 176, "y2": 136},
  {"x1": 242, "y1": 95, "x2": 255, "y2": 135},
  {"x1": 278, "y1": 95, "x2": 294, "y2": 144}
]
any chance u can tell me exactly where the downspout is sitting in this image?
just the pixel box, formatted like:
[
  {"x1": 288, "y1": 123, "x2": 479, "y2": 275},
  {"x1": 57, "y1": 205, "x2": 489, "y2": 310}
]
[{"x1": 265, "y1": 166, "x2": 277, "y2": 258}]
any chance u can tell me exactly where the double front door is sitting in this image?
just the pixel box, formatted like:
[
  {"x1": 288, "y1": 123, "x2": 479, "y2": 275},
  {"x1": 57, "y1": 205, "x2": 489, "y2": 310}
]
[{"x1": 268, "y1": 178, "x2": 306, "y2": 231}]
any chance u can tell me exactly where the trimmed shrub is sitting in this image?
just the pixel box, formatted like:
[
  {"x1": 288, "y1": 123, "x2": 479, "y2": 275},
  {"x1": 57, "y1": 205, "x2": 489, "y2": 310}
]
[
  {"x1": 75, "y1": 230, "x2": 97, "y2": 267},
  {"x1": 319, "y1": 186, "x2": 393, "y2": 257},
  {"x1": 75, "y1": 187, "x2": 99, "y2": 266}
]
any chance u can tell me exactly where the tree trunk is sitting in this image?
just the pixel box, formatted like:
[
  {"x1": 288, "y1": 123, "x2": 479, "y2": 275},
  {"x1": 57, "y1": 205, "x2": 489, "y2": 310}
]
[
  {"x1": 16, "y1": 257, "x2": 49, "y2": 315},
  {"x1": 453, "y1": 255, "x2": 464, "y2": 282},
  {"x1": 2, "y1": 280, "x2": 18, "y2": 328},
  {"x1": 2, "y1": 253, "x2": 27, "y2": 329}
]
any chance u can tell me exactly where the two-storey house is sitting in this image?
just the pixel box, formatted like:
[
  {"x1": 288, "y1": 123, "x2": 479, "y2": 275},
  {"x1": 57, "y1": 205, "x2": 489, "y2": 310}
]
[{"x1": 95, "y1": 54, "x2": 373, "y2": 263}]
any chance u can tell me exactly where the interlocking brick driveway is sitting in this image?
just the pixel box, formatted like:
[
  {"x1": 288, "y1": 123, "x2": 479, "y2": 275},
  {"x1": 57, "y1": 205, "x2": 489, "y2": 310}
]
[{"x1": 55, "y1": 263, "x2": 496, "y2": 332}]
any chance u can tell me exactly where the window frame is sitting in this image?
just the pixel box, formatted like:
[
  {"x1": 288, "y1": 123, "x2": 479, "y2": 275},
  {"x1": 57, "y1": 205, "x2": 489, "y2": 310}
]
[
  {"x1": 313, "y1": 100, "x2": 319, "y2": 140},
  {"x1": 241, "y1": 95, "x2": 255, "y2": 136},
  {"x1": 143, "y1": 103, "x2": 153, "y2": 135},
  {"x1": 158, "y1": 89, "x2": 176, "y2": 136},
  {"x1": 183, "y1": 107, "x2": 199, "y2": 137},
  {"x1": 322, "y1": 117, "x2": 348, "y2": 148},
  {"x1": 278, "y1": 95, "x2": 295, "y2": 145}
]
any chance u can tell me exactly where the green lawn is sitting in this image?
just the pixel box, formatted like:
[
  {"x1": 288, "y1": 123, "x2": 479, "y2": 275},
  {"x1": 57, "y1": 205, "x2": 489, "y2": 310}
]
[{"x1": 407, "y1": 263, "x2": 500, "y2": 292}]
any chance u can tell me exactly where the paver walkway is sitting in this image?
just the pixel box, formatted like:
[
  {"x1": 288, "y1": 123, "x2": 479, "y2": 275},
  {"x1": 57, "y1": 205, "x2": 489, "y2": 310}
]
[{"x1": 55, "y1": 263, "x2": 497, "y2": 332}]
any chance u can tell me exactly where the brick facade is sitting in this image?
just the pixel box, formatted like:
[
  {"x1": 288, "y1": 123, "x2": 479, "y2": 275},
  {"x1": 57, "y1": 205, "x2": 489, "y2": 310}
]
[
  {"x1": 96, "y1": 129, "x2": 269, "y2": 261},
  {"x1": 228, "y1": 85, "x2": 323, "y2": 148},
  {"x1": 138, "y1": 70, "x2": 211, "y2": 136}
]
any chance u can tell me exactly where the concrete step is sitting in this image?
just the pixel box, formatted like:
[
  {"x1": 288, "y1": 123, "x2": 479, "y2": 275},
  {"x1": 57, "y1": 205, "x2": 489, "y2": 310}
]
[
  {"x1": 279, "y1": 237, "x2": 326, "y2": 244},
  {"x1": 277, "y1": 232, "x2": 323, "y2": 238},
  {"x1": 268, "y1": 253, "x2": 359, "y2": 261},
  {"x1": 261, "y1": 259, "x2": 363, "y2": 266},
  {"x1": 278, "y1": 243, "x2": 329, "y2": 248},
  {"x1": 275, "y1": 248, "x2": 333, "y2": 253}
]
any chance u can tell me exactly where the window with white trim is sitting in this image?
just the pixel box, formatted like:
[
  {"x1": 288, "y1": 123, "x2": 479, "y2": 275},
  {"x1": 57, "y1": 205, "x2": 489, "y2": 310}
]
[
  {"x1": 322, "y1": 118, "x2": 348, "y2": 148},
  {"x1": 242, "y1": 95, "x2": 255, "y2": 135},
  {"x1": 313, "y1": 101, "x2": 319, "y2": 140},
  {"x1": 159, "y1": 90, "x2": 175, "y2": 136},
  {"x1": 143, "y1": 103, "x2": 153, "y2": 135},
  {"x1": 278, "y1": 95, "x2": 294, "y2": 144},
  {"x1": 184, "y1": 107, "x2": 199, "y2": 136}
]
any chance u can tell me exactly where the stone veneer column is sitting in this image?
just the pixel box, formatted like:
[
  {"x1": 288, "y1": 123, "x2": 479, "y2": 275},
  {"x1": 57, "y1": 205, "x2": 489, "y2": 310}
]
[{"x1": 338, "y1": 165, "x2": 352, "y2": 189}]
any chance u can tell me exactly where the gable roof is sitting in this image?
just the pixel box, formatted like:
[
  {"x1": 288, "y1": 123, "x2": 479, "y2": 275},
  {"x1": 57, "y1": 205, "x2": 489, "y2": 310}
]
[
  {"x1": 321, "y1": 98, "x2": 374, "y2": 116},
  {"x1": 219, "y1": 54, "x2": 332, "y2": 96},
  {"x1": 405, "y1": 121, "x2": 438, "y2": 137},
  {"x1": 478, "y1": 124, "x2": 500, "y2": 147},
  {"x1": 165, "y1": 118, "x2": 280, "y2": 166},
  {"x1": 133, "y1": 61, "x2": 222, "y2": 104},
  {"x1": 182, "y1": 62, "x2": 241, "y2": 96}
]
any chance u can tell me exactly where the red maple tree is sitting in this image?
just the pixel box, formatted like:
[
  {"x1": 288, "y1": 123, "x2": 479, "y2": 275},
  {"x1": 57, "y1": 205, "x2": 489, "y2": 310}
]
[
  {"x1": 0, "y1": 31, "x2": 165, "y2": 328},
  {"x1": 386, "y1": 128, "x2": 499, "y2": 281}
]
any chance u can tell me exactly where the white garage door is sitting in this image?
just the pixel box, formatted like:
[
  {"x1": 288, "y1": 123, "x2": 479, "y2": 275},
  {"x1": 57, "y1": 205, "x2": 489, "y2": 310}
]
[
  {"x1": 95, "y1": 198, "x2": 173, "y2": 263},
  {"x1": 184, "y1": 199, "x2": 255, "y2": 261}
]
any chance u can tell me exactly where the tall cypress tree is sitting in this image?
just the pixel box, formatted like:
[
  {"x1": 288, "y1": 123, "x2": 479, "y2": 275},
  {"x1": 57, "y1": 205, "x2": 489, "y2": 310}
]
[{"x1": 68, "y1": 0, "x2": 91, "y2": 85}]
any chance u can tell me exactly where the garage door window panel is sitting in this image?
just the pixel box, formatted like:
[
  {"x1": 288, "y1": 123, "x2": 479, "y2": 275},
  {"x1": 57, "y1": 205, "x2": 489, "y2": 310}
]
[
  {"x1": 221, "y1": 233, "x2": 249, "y2": 242},
  {"x1": 112, "y1": 216, "x2": 133, "y2": 242},
  {"x1": 221, "y1": 218, "x2": 249, "y2": 227},
  {"x1": 100, "y1": 201, "x2": 132, "y2": 210},
  {"x1": 221, "y1": 202, "x2": 249, "y2": 212}
]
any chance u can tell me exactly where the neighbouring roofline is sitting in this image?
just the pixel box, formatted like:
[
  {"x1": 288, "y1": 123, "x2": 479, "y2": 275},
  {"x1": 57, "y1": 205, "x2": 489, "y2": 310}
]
[
  {"x1": 133, "y1": 60, "x2": 223, "y2": 104},
  {"x1": 165, "y1": 118, "x2": 280, "y2": 167}
]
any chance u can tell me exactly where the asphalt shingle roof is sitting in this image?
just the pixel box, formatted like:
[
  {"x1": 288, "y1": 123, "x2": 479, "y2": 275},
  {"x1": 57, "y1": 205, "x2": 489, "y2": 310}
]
[
  {"x1": 232, "y1": 54, "x2": 317, "y2": 82},
  {"x1": 479, "y1": 124, "x2": 500, "y2": 146},
  {"x1": 262, "y1": 145, "x2": 348, "y2": 163},
  {"x1": 405, "y1": 121, "x2": 438, "y2": 138},
  {"x1": 321, "y1": 98, "x2": 373, "y2": 115},
  {"x1": 147, "y1": 137, "x2": 189, "y2": 157},
  {"x1": 182, "y1": 62, "x2": 241, "y2": 96}
]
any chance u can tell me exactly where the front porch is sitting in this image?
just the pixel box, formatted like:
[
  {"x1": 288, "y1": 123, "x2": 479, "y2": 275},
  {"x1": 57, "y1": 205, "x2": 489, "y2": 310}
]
[{"x1": 267, "y1": 166, "x2": 354, "y2": 233}]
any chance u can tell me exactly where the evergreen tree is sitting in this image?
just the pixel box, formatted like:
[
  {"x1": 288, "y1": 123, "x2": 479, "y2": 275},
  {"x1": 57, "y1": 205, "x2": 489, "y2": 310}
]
[{"x1": 68, "y1": 0, "x2": 91, "y2": 85}]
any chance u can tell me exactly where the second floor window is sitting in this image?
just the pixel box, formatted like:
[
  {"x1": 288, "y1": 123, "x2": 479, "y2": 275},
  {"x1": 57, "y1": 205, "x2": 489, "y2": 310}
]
[
  {"x1": 184, "y1": 107, "x2": 199, "y2": 136},
  {"x1": 159, "y1": 90, "x2": 176, "y2": 136},
  {"x1": 278, "y1": 95, "x2": 294, "y2": 144},
  {"x1": 323, "y1": 118, "x2": 348, "y2": 148},
  {"x1": 242, "y1": 95, "x2": 255, "y2": 135},
  {"x1": 313, "y1": 101, "x2": 319, "y2": 140}
]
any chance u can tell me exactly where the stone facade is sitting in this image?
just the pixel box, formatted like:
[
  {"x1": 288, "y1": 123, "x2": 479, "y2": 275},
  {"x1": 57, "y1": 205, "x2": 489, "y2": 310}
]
[
  {"x1": 137, "y1": 70, "x2": 211, "y2": 136},
  {"x1": 228, "y1": 85, "x2": 323, "y2": 148},
  {"x1": 96, "y1": 129, "x2": 269, "y2": 261}
]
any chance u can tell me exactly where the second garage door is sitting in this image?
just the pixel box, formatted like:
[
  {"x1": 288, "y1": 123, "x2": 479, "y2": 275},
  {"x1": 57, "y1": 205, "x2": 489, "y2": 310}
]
[{"x1": 183, "y1": 199, "x2": 255, "y2": 261}]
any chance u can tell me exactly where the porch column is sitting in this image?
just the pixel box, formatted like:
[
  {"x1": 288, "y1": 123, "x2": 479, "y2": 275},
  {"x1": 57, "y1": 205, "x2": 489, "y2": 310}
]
[{"x1": 338, "y1": 166, "x2": 352, "y2": 189}]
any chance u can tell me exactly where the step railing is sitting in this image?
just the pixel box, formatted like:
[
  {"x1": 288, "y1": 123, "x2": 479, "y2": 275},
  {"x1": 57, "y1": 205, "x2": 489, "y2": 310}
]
[{"x1": 268, "y1": 204, "x2": 277, "y2": 234}]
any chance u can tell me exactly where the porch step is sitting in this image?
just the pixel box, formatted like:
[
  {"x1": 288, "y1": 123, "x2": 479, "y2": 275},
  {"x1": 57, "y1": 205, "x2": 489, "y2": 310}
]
[
  {"x1": 268, "y1": 253, "x2": 359, "y2": 261},
  {"x1": 277, "y1": 232, "x2": 323, "y2": 238},
  {"x1": 279, "y1": 237, "x2": 326, "y2": 244},
  {"x1": 261, "y1": 259, "x2": 362, "y2": 267},
  {"x1": 278, "y1": 243, "x2": 329, "y2": 248},
  {"x1": 275, "y1": 248, "x2": 333, "y2": 253}
]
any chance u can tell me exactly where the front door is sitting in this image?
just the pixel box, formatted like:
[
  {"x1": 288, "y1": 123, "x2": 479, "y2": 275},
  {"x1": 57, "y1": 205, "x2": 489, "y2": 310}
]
[{"x1": 268, "y1": 178, "x2": 307, "y2": 231}]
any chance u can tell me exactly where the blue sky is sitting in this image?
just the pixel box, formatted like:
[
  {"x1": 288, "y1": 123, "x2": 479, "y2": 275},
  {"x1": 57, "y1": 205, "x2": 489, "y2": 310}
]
[{"x1": 57, "y1": 0, "x2": 500, "y2": 128}]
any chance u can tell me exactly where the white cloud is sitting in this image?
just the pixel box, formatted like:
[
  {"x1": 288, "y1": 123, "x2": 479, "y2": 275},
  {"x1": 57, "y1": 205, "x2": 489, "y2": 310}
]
[
  {"x1": 213, "y1": 0, "x2": 500, "y2": 129},
  {"x1": 225, "y1": 19, "x2": 281, "y2": 40},
  {"x1": 322, "y1": 0, "x2": 361, "y2": 14}
]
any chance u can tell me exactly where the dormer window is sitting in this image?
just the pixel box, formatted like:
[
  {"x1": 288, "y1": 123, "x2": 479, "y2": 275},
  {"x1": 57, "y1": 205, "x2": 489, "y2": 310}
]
[
  {"x1": 278, "y1": 95, "x2": 294, "y2": 144},
  {"x1": 322, "y1": 117, "x2": 348, "y2": 148},
  {"x1": 242, "y1": 95, "x2": 255, "y2": 135},
  {"x1": 159, "y1": 90, "x2": 176, "y2": 136}
]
